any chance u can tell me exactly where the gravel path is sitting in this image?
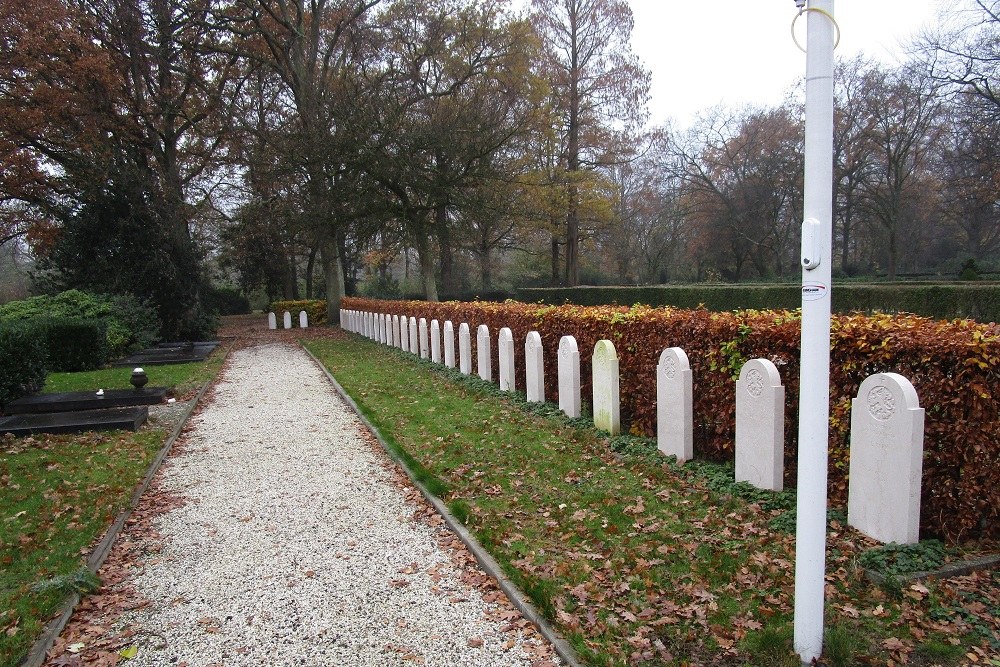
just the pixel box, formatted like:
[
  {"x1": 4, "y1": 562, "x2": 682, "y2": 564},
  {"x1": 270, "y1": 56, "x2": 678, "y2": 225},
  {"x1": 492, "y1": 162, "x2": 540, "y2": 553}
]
[{"x1": 108, "y1": 342, "x2": 558, "y2": 667}]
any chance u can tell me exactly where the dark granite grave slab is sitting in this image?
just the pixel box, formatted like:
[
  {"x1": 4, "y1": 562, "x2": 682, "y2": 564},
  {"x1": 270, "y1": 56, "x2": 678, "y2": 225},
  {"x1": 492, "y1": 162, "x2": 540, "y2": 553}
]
[
  {"x1": 5, "y1": 387, "x2": 168, "y2": 415},
  {"x1": 0, "y1": 407, "x2": 149, "y2": 436},
  {"x1": 156, "y1": 340, "x2": 219, "y2": 350},
  {"x1": 112, "y1": 342, "x2": 218, "y2": 367}
]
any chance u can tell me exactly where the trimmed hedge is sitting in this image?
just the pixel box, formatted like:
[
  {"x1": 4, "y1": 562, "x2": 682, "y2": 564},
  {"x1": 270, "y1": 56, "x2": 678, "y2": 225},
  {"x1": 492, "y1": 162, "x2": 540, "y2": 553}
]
[
  {"x1": 343, "y1": 296, "x2": 1000, "y2": 542},
  {"x1": 0, "y1": 320, "x2": 47, "y2": 407},
  {"x1": 37, "y1": 317, "x2": 109, "y2": 372},
  {"x1": 515, "y1": 283, "x2": 1000, "y2": 323},
  {"x1": 269, "y1": 299, "x2": 327, "y2": 326},
  {"x1": 204, "y1": 285, "x2": 251, "y2": 315}
]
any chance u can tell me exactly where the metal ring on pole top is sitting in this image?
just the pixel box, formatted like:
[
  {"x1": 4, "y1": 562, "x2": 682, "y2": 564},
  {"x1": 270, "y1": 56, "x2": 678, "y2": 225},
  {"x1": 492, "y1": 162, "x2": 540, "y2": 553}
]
[{"x1": 791, "y1": 7, "x2": 841, "y2": 53}]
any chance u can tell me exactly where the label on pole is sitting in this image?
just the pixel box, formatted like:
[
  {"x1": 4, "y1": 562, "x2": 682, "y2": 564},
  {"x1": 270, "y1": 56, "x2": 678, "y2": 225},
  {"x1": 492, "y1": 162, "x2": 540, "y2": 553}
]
[{"x1": 802, "y1": 283, "x2": 828, "y2": 301}]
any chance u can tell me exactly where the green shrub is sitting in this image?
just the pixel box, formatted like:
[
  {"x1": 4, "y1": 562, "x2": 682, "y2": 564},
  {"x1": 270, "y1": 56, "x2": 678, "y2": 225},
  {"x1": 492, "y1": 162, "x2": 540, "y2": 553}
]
[
  {"x1": 203, "y1": 285, "x2": 251, "y2": 315},
  {"x1": 0, "y1": 290, "x2": 160, "y2": 358},
  {"x1": 37, "y1": 317, "x2": 109, "y2": 372},
  {"x1": 0, "y1": 320, "x2": 47, "y2": 407}
]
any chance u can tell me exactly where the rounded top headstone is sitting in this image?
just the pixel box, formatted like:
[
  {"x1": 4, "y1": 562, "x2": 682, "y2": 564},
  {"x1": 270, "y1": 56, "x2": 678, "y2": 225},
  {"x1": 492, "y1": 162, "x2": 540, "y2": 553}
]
[
  {"x1": 593, "y1": 339, "x2": 618, "y2": 362},
  {"x1": 526, "y1": 331, "x2": 542, "y2": 349},
  {"x1": 738, "y1": 358, "x2": 782, "y2": 397},
  {"x1": 658, "y1": 347, "x2": 690, "y2": 379},
  {"x1": 558, "y1": 335, "x2": 578, "y2": 358},
  {"x1": 499, "y1": 327, "x2": 513, "y2": 342},
  {"x1": 857, "y1": 372, "x2": 920, "y2": 421}
]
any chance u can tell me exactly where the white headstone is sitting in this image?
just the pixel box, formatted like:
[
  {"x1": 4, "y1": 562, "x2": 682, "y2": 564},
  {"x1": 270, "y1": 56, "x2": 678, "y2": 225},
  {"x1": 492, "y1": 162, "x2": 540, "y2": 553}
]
[
  {"x1": 525, "y1": 331, "x2": 544, "y2": 403},
  {"x1": 283, "y1": 311, "x2": 292, "y2": 329},
  {"x1": 735, "y1": 359, "x2": 784, "y2": 491},
  {"x1": 656, "y1": 347, "x2": 693, "y2": 462},
  {"x1": 378, "y1": 314, "x2": 385, "y2": 343},
  {"x1": 392, "y1": 315, "x2": 401, "y2": 348},
  {"x1": 401, "y1": 316, "x2": 410, "y2": 352},
  {"x1": 498, "y1": 328, "x2": 515, "y2": 391},
  {"x1": 409, "y1": 317, "x2": 418, "y2": 354},
  {"x1": 299, "y1": 310, "x2": 308, "y2": 329},
  {"x1": 558, "y1": 336, "x2": 581, "y2": 418},
  {"x1": 592, "y1": 340, "x2": 621, "y2": 435},
  {"x1": 418, "y1": 318, "x2": 429, "y2": 359},
  {"x1": 477, "y1": 325, "x2": 492, "y2": 382},
  {"x1": 459, "y1": 323, "x2": 472, "y2": 374},
  {"x1": 365, "y1": 312, "x2": 371, "y2": 337},
  {"x1": 431, "y1": 320, "x2": 441, "y2": 363},
  {"x1": 444, "y1": 321, "x2": 456, "y2": 368},
  {"x1": 848, "y1": 373, "x2": 925, "y2": 545},
  {"x1": 268, "y1": 312, "x2": 277, "y2": 330}
]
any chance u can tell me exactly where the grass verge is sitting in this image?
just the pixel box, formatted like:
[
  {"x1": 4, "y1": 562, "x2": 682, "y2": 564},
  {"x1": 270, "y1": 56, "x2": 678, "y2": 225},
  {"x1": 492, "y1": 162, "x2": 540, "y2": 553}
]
[
  {"x1": 0, "y1": 350, "x2": 226, "y2": 667},
  {"x1": 305, "y1": 333, "x2": 999, "y2": 667}
]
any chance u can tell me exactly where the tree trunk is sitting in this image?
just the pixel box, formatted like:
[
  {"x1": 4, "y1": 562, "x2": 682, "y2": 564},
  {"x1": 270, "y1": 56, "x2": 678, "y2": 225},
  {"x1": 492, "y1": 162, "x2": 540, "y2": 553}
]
[
  {"x1": 550, "y1": 234, "x2": 561, "y2": 286},
  {"x1": 321, "y1": 240, "x2": 344, "y2": 325},
  {"x1": 305, "y1": 245, "x2": 318, "y2": 298},
  {"x1": 479, "y1": 246, "x2": 492, "y2": 290},
  {"x1": 416, "y1": 238, "x2": 439, "y2": 302},
  {"x1": 887, "y1": 225, "x2": 898, "y2": 280},
  {"x1": 437, "y1": 204, "x2": 454, "y2": 296}
]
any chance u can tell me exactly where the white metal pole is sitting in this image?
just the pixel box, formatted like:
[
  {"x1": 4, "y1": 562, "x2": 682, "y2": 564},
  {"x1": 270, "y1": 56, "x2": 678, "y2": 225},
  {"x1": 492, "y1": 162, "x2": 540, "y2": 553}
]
[{"x1": 794, "y1": 0, "x2": 835, "y2": 663}]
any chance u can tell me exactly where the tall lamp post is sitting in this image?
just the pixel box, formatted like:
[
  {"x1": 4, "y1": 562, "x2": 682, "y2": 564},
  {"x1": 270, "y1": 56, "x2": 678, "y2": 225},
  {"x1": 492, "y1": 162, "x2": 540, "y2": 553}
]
[{"x1": 793, "y1": 0, "x2": 836, "y2": 664}]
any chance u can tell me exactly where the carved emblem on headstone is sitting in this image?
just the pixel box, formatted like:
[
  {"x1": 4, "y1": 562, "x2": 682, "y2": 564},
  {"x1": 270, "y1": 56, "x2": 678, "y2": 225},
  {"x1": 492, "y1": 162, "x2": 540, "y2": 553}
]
[
  {"x1": 746, "y1": 368, "x2": 764, "y2": 397},
  {"x1": 867, "y1": 385, "x2": 895, "y2": 421},
  {"x1": 662, "y1": 355, "x2": 677, "y2": 379}
]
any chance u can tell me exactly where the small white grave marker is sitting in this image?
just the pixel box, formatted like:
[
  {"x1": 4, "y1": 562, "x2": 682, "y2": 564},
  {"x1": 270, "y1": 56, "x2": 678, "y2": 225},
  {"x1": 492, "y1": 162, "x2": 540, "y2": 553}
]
[
  {"x1": 498, "y1": 328, "x2": 515, "y2": 391},
  {"x1": 283, "y1": 311, "x2": 292, "y2": 329},
  {"x1": 431, "y1": 320, "x2": 441, "y2": 363},
  {"x1": 408, "y1": 317, "x2": 417, "y2": 354},
  {"x1": 558, "y1": 336, "x2": 581, "y2": 418},
  {"x1": 736, "y1": 359, "x2": 784, "y2": 491},
  {"x1": 477, "y1": 325, "x2": 492, "y2": 382},
  {"x1": 525, "y1": 331, "x2": 544, "y2": 403},
  {"x1": 418, "y1": 318, "x2": 429, "y2": 359},
  {"x1": 848, "y1": 373, "x2": 925, "y2": 545},
  {"x1": 299, "y1": 310, "x2": 309, "y2": 328},
  {"x1": 459, "y1": 323, "x2": 472, "y2": 374},
  {"x1": 656, "y1": 347, "x2": 693, "y2": 462},
  {"x1": 392, "y1": 315, "x2": 401, "y2": 348},
  {"x1": 268, "y1": 312, "x2": 276, "y2": 330},
  {"x1": 444, "y1": 321, "x2": 456, "y2": 368},
  {"x1": 592, "y1": 340, "x2": 621, "y2": 435}
]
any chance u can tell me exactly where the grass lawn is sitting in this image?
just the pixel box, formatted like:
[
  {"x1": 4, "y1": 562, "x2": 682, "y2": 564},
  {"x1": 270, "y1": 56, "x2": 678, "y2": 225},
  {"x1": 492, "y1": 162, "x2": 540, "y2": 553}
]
[
  {"x1": 0, "y1": 350, "x2": 226, "y2": 667},
  {"x1": 305, "y1": 333, "x2": 999, "y2": 667}
]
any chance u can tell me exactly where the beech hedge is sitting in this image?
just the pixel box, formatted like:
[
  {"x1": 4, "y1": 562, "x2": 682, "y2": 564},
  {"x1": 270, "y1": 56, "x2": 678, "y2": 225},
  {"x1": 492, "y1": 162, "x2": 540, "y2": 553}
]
[
  {"x1": 515, "y1": 283, "x2": 1000, "y2": 323},
  {"x1": 0, "y1": 320, "x2": 47, "y2": 407},
  {"x1": 342, "y1": 296, "x2": 999, "y2": 542},
  {"x1": 269, "y1": 299, "x2": 327, "y2": 325}
]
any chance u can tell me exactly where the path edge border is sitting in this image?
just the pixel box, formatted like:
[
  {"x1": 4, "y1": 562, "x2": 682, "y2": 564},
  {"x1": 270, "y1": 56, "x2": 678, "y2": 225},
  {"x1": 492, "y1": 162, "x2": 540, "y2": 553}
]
[
  {"x1": 18, "y1": 347, "x2": 228, "y2": 667},
  {"x1": 302, "y1": 342, "x2": 585, "y2": 667}
]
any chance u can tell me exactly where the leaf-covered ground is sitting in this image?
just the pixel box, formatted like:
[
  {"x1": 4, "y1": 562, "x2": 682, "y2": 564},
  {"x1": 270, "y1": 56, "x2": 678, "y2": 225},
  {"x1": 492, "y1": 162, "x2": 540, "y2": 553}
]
[{"x1": 305, "y1": 332, "x2": 999, "y2": 667}]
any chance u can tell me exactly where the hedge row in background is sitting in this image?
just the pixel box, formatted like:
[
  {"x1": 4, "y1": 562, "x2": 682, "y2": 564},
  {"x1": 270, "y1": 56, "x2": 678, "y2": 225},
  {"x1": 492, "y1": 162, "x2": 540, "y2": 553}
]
[
  {"x1": 36, "y1": 318, "x2": 109, "y2": 372},
  {"x1": 515, "y1": 283, "x2": 1000, "y2": 323},
  {"x1": 343, "y1": 297, "x2": 999, "y2": 542},
  {"x1": 0, "y1": 290, "x2": 160, "y2": 358},
  {"x1": 0, "y1": 321, "x2": 47, "y2": 407},
  {"x1": 269, "y1": 299, "x2": 327, "y2": 325}
]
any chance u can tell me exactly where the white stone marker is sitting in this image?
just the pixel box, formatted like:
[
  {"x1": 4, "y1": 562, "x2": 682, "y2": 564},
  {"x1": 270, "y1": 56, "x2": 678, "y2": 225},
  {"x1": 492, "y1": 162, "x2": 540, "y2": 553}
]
[
  {"x1": 592, "y1": 340, "x2": 621, "y2": 435},
  {"x1": 377, "y1": 314, "x2": 385, "y2": 344},
  {"x1": 418, "y1": 318, "x2": 429, "y2": 359},
  {"x1": 409, "y1": 317, "x2": 418, "y2": 354},
  {"x1": 558, "y1": 336, "x2": 581, "y2": 418},
  {"x1": 283, "y1": 311, "x2": 292, "y2": 329},
  {"x1": 392, "y1": 315, "x2": 401, "y2": 348},
  {"x1": 401, "y1": 317, "x2": 410, "y2": 352},
  {"x1": 848, "y1": 373, "x2": 925, "y2": 545},
  {"x1": 430, "y1": 320, "x2": 441, "y2": 363},
  {"x1": 444, "y1": 321, "x2": 456, "y2": 368},
  {"x1": 498, "y1": 328, "x2": 515, "y2": 391},
  {"x1": 459, "y1": 323, "x2": 472, "y2": 374},
  {"x1": 268, "y1": 312, "x2": 277, "y2": 330},
  {"x1": 365, "y1": 312, "x2": 372, "y2": 337},
  {"x1": 735, "y1": 359, "x2": 784, "y2": 491},
  {"x1": 525, "y1": 331, "x2": 544, "y2": 403},
  {"x1": 656, "y1": 347, "x2": 693, "y2": 462},
  {"x1": 299, "y1": 311, "x2": 309, "y2": 328},
  {"x1": 477, "y1": 325, "x2": 492, "y2": 382}
]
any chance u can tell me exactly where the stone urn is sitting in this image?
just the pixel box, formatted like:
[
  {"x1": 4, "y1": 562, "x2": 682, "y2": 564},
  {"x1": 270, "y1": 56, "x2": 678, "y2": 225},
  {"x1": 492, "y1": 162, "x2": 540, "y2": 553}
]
[{"x1": 130, "y1": 368, "x2": 149, "y2": 390}]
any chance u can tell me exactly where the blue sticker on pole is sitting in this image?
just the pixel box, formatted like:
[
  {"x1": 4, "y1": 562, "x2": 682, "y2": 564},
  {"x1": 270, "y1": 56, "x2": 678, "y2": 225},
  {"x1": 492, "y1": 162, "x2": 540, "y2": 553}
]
[{"x1": 802, "y1": 283, "x2": 828, "y2": 301}]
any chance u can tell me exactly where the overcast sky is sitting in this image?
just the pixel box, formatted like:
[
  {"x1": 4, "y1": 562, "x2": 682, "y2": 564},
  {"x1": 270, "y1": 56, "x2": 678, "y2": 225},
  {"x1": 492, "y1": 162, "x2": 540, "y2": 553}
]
[
  {"x1": 629, "y1": 0, "x2": 944, "y2": 127},
  {"x1": 513, "y1": 0, "x2": 948, "y2": 128}
]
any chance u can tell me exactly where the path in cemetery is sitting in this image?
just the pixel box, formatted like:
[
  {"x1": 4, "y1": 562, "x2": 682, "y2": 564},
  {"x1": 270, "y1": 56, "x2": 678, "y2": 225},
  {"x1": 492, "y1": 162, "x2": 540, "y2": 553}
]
[{"x1": 54, "y1": 342, "x2": 560, "y2": 667}]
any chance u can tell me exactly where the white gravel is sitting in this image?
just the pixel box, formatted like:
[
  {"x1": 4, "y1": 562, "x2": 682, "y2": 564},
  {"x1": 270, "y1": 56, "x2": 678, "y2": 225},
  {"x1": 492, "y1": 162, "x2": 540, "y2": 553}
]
[{"x1": 118, "y1": 342, "x2": 556, "y2": 667}]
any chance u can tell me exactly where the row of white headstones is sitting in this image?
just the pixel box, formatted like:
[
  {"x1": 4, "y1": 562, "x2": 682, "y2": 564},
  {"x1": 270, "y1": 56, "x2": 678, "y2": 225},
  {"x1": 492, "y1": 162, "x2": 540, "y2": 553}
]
[
  {"x1": 268, "y1": 311, "x2": 309, "y2": 329},
  {"x1": 337, "y1": 309, "x2": 925, "y2": 546}
]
